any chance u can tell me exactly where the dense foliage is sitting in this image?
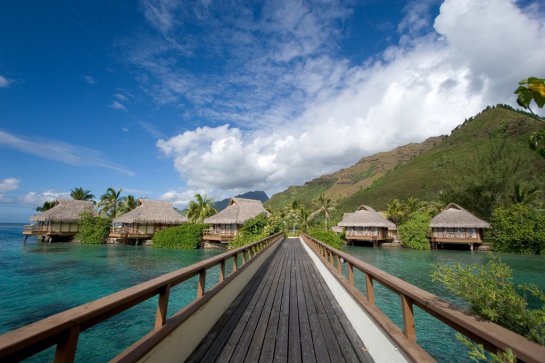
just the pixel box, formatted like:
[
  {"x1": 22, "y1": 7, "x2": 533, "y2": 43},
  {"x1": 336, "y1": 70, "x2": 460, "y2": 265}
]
[
  {"x1": 432, "y1": 258, "x2": 545, "y2": 346},
  {"x1": 228, "y1": 213, "x2": 283, "y2": 250},
  {"x1": 398, "y1": 212, "x2": 431, "y2": 250},
  {"x1": 152, "y1": 224, "x2": 207, "y2": 249},
  {"x1": 76, "y1": 211, "x2": 111, "y2": 244},
  {"x1": 307, "y1": 229, "x2": 342, "y2": 249},
  {"x1": 491, "y1": 204, "x2": 545, "y2": 254}
]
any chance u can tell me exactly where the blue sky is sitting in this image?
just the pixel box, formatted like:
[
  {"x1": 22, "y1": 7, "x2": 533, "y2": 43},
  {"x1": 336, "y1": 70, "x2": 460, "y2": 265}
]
[{"x1": 1, "y1": 0, "x2": 544, "y2": 222}]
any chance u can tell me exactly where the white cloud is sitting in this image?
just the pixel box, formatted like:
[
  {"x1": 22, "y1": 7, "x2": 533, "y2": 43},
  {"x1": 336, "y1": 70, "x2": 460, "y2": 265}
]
[
  {"x1": 115, "y1": 93, "x2": 128, "y2": 101},
  {"x1": 110, "y1": 100, "x2": 127, "y2": 111},
  {"x1": 83, "y1": 75, "x2": 97, "y2": 85},
  {"x1": 0, "y1": 178, "x2": 20, "y2": 193},
  {"x1": 0, "y1": 74, "x2": 12, "y2": 88},
  {"x1": 152, "y1": 0, "x2": 545, "y2": 196},
  {"x1": 122, "y1": 127, "x2": 129, "y2": 132},
  {"x1": 138, "y1": 121, "x2": 165, "y2": 138},
  {"x1": 0, "y1": 130, "x2": 135, "y2": 176},
  {"x1": 19, "y1": 190, "x2": 69, "y2": 206},
  {"x1": 160, "y1": 189, "x2": 207, "y2": 209}
]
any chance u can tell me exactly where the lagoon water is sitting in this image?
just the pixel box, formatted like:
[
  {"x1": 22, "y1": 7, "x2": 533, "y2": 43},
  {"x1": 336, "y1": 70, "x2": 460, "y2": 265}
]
[{"x1": 1, "y1": 224, "x2": 544, "y2": 362}]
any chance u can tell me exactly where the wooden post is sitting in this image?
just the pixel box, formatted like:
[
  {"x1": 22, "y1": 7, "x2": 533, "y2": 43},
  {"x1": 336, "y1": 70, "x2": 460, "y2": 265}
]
[
  {"x1": 336, "y1": 255, "x2": 341, "y2": 274},
  {"x1": 220, "y1": 259, "x2": 225, "y2": 283},
  {"x1": 197, "y1": 269, "x2": 206, "y2": 298},
  {"x1": 241, "y1": 251, "x2": 246, "y2": 265},
  {"x1": 54, "y1": 326, "x2": 80, "y2": 363},
  {"x1": 155, "y1": 285, "x2": 170, "y2": 328},
  {"x1": 400, "y1": 294, "x2": 416, "y2": 341},
  {"x1": 233, "y1": 253, "x2": 238, "y2": 272},
  {"x1": 348, "y1": 263, "x2": 354, "y2": 286},
  {"x1": 366, "y1": 274, "x2": 375, "y2": 305}
]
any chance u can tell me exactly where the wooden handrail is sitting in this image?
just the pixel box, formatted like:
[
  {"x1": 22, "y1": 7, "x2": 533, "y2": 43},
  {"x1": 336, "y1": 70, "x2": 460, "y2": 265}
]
[
  {"x1": 300, "y1": 233, "x2": 545, "y2": 363},
  {"x1": 0, "y1": 232, "x2": 283, "y2": 362}
]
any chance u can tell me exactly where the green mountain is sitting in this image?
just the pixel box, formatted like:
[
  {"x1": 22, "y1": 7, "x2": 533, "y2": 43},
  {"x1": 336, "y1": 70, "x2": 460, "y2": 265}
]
[{"x1": 267, "y1": 105, "x2": 545, "y2": 215}]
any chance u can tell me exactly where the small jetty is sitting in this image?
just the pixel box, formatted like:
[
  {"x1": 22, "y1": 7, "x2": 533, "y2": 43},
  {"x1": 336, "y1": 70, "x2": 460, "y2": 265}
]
[{"x1": 1, "y1": 234, "x2": 544, "y2": 363}]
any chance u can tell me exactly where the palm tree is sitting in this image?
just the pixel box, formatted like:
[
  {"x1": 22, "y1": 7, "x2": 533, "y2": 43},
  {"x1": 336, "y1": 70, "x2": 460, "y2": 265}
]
[
  {"x1": 313, "y1": 193, "x2": 337, "y2": 231},
  {"x1": 405, "y1": 197, "x2": 421, "y2": 214},
  {"x1": 36, "y1": 200, "x2": 56, "y2": 212},
  {"x1": 70, "y1": 187, "x2": 95, "y2": 201},
  {"x1": 511, "y1": 183, "x2": 541, "y2": 205},
  {"x1": 187, "y1": 194, "x2": 217, "y2": 223},
  {"x1": 297, "y1": 207, "x2": 310, "y2": 232},
  {"x1": 386, "y1": 198, "x2": 406, "y2": 226},
  {"x1": 99, "y1": 188, "x2": 123, "y2": 217},
  {"x1": 119, "y1": 195, "x2": 138, "y2": 215}
]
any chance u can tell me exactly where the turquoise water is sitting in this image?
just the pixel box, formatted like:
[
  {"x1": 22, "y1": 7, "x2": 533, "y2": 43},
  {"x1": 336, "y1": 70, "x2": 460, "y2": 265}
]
[
  {"x1": 0, "y1": 224, "x2": 224, "y2": 362},
  {"x1": 1, "y1": 224, "x2": 544, "y2": 362},
  {"x1": 341, "y1": 245, "x2": 545, "y2": 362}
]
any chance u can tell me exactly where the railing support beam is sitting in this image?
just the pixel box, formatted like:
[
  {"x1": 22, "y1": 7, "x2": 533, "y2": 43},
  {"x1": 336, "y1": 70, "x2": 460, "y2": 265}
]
[
  {"x1": 54, "y1": 326, "x2": 80, "y2": 363},
  {"x1": 366, "y1": 274, "x2": 375, "y2": 305},
  {"x1": 401, "y1": 294, "x2": 416, "y2": 341},
  {"x1": 155, "y1": 285, "x2": 170, "y2": 328},
  {"x1": 197, "y1": 269, "x2": 206, "y2": 298}
]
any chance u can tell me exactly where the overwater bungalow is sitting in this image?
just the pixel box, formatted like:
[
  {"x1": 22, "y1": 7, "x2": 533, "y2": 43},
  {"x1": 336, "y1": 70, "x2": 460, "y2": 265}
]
[
  {"x1": 110, "y1": 199, "x2": 188, "y2": 241},
  {"x1": 430, "y1": 203, "x2": 490, "y2": 250},
  {"x1": 23, "y1": 199, "x2": 95, "y2": 242},
  {"x1": 338, "y1": 205, "x2": 396, "y2": 247},
  {"x1": 203, "y1": 197, "x2": 269, "y2": 242}
]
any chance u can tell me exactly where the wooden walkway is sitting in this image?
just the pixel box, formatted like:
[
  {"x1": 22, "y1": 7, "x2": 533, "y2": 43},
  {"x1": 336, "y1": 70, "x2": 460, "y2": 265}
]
[{"x1": 187, "y1": 238, "x2": 373, "y2": 363}]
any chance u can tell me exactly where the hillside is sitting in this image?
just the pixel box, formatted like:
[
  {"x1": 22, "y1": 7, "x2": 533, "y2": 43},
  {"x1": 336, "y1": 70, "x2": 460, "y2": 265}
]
[
  {"x1": 214, "y1": 191, "x2": 269, "y2": 211},
  {"x1": 267, "y1": 105, "x2": 545, "y2": 214},
  {"x1": 266, "y1": 137, "x2": 443, "y2": 209}
]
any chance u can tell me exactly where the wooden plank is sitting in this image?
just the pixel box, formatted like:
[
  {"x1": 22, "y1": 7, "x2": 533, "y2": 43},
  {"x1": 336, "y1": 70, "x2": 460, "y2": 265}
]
[
  {"x1": 299, "y1": 244, "x2": 344, "y2": 362},
  {"x1": 259, "y1": 241, "x2": 290, "y2": 363},
  {"x1": 186, "y1": 258, "x2": 267, "y2": 363},
  {"x1": 189, "y1": 240, "x2": 285, "y2": 363},
  {"x1": 288, "y1": 239, "x2": 302, "y2": 363},
  {"x1": 293, "y1": 241, "x2": 316, "y2": 363},
  {"x1": 401, "y1": 294, "x2": 416, "y2": 341},
  {"x1": 273, "y1": 239, "x2": 292, "y2": 363},
  {"x1": 242, "y1": 239, "x2": 289, "y2": 362},
  {"x1": 298, "y1": 243, "x2": 331, "y2": 363},
  {"x1": 215, "y1": 240, "x2": 288, "y2": 362},
  {"x1": 306, "y1": 247, "x2": 372, "y2": 363}
]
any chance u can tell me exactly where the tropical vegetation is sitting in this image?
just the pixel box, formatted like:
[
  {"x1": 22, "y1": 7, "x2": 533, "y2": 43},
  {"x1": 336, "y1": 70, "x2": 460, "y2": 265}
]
[
  {"x1": 152, "y1": 224, "x2": 207, "y2": 249},
  {"x1": 70, "y1": 187, "x2": 95, "y2": 201},
  {"x1": 186, "y1": 194, "x2": 217, "y2": 223},
  {"x1": 228, "y1": 213, "x2": 283, "y2": 249},
  {"x1": 433, "y1": 257, "x2": 545, "y2": 346},
  {"x1": 398, "y1": 211, "x2": 431, "y2": 250},
  {"x1": 98, "y1": 187, "x2": 123, "y2": 217},
  {"x1": 306, "y1": 229, "x2": 342, "y2": 249},
  {"x1": 36, "y1": 200, "x2": 56, "y2": 212},
  {"x1": 76, "y1": 211, "x2": 111, "y2": 244},
  {"x1": 491, "y1": 204, "x2": 545, "y2": 254}
]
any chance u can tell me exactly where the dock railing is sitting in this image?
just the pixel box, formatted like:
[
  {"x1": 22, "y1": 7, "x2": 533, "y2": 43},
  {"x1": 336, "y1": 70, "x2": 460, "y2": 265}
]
[
  {"x1": 0, "y1": 232, "x2": 283, "y2": 362},
  {"x1": 301, "y1": 233, "x2": 545, "y2": 363}
]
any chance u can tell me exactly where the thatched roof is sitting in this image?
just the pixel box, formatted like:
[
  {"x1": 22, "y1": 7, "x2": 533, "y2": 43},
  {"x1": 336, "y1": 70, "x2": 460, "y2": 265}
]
[
  {"x1": 430, "y1": 203, "x2": 490, "y2": 228},
  {"x1": 32, "y1": 199, "x2": 95, "y2": 223},
  {"x1": 338, "y1": 205, "x2": 396, "y2": 228},
  {"x1": 204, "y1": 197, "x2": 268, "y2": 224},
  {"x1": 113, "y1": 199, "x2": 188, "y2": 225}
]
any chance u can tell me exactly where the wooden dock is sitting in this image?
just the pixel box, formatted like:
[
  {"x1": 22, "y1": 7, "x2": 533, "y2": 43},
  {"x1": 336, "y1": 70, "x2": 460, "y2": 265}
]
[
  {"x1": 2, "y1": 232, "x2": 545, "y2": 363},
  {"x1": 188, "y1": 238, "x2": 372, "y2": 363}
]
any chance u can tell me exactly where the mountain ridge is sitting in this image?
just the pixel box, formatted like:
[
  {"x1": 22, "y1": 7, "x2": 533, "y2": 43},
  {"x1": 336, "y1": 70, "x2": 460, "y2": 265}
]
[{"x1": 267, "y1": 105, "x2": 545, "y2": 214}]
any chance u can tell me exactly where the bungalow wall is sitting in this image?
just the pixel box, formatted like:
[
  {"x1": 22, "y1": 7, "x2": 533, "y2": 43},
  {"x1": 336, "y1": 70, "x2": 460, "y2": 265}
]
[
  {"x1": 345, "y1": 227, "x2": 389, "y2": 241},
  {"x1": 431, "y1": 227, "x2": 483, "y2": 243}
]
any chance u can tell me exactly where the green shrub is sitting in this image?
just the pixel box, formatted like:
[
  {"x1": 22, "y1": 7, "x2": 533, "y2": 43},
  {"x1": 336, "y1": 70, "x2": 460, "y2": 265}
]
[
  {"x1": 228, "y1": 233, "x2": 266, "y2": 250},
  {"x1": 152, "y1": 224, "x2": 206, "y2": 249},
  {"x1": 432, "y1": 257, "x2": 545, "y2": 346},
  {"x1": 242, "y1": 213, "x2": 269, "y2": 235},
  {"x1": 76, "y1": 211, "x2": 111, "y2": 244},
  {"x1": 307, "y1": 229, "x2": 342, "y2": 249},
  {"x1": 491, "y1": 204, "x2": 545, "y2": 254},
  {"x1": 399, "y1": 212, "x2": 431, "y2": 250}
]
